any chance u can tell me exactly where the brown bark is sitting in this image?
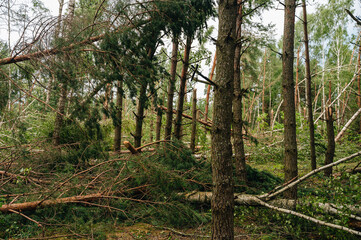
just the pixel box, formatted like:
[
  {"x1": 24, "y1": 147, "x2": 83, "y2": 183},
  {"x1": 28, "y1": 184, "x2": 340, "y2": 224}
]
[
  {"x1": 134, "y1": 83, "x2": 147, "y2": 148},
  {"x1": 190, "y1": 89, "x2": 197, "y2": 153},
  {"x1": 211, "y1": 0, "x2": 237, "y2": 239},
  {"x1": 262, "y1": 48, "x2": 267, "y2": 114},
  {"x1": 123, "y1": 141, "x2": 139, "y2": 154},
  {"x1": 174, "y1": 35, "x2": 192, "y2": 140},
  {"x1": 0, "y1": 193, "x2": 102, "y2": 213},
  {"x1": 295, "y1": 46, "x2": 300, "y2": 110},
  {"x1": 233, "y1": 1, "x2": 247, "y2": 183},
  {"x1": 103, "y1": 83, "x2": 112, "y2": 119},
  {"x1": 324, "y1": 107, "x2": 335, "y2": 177},
  {"x1": 357, "y1": 36, "x2": 361, "y2": 133},
  {"x1": 114, "y1": 80, "x2": 123, "y2": 152},
  {"x1": 302, "y1": 0, "x2": 316, "y2": 170},
  {"x1": 204, "y1": 53, "x2": 217, "y2": 123},
  {"x1": 282, "y1": 0, "x2": 298, "y2": 200},
  {"x1": 155, "y1": 105, "x2": 163, "y2": 141},
  {"x1": 164, "y1": 37, "x2": 179, "y2": 140}
]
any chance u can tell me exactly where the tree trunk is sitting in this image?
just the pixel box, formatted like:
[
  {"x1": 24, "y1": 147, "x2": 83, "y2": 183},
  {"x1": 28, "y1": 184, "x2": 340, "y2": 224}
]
[
  {"x1": 52, "y1": 0, "x2": 75, "y2": 146},
  {"x1": 114, "y1": 80, "x2": 123, "y2": 152},
  {"x1": 155, "y1": 105, "x2": 163, "y2": 141},
  {"x1": 262, "y1": 48, "x2": 267, "y2": 115},
  {"x1": 282, "y1": 0, "x2": 298, "y2": 200},
  {"x1": 134, "y1": 83, "x2": 147, "y2": 148},
  {"x1": 204, "y1": 54, "x2": 217, "y2": 124},
  {"x1": 357, "y1": 36, "x2": 361, "y2": 133},
  {"x1": 324, "y1": 107, "x2": 335, "y2": 177},
  {"x1": 53, "y1": 83, "x2": 67, "y2": 146},
  {"x1": 335, "y1": 107, "x2": 361, "y2": 142},
  {"x1": 149, "y1": 100, "x2": 155, "y2": 143},
  {"x1": 211, "y1": 0, "x2": 237, "y2": 239},
  {"x1": 233, "y1": 1, "x2": 247, "y2": 183},
  {"x1": 174, "y1": 35, "x2": 192, "y2": 140},
  {"x1": 302, "y1": 0, "x2": 316, "y2": 171},
  {"x1": 190, "y1": 89, "x2": 197, "y2": 153},
  {"x1": 164, "y1": 37, "x2": 179, "y2": 140},
  {"x1": 103, "y1": 83, "x2": 112, "y2": 119}
]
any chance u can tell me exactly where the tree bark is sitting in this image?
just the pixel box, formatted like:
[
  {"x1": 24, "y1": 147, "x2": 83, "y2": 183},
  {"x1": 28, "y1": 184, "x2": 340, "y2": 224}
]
[
  {"x1": 204, "y1": 53, "x2": 217, "y2": 124},
  {"x1": 134, "y1": 83, "x2": 147, "y2": 148},
  {"x1": 114, "y1": 80, "x2": 123, "y2": 152},
  {"x1": 302, "y1": 0, "x2": 316, "y2": 171},
  {"x1": 357, "y1": 36, "x2": 361, "y2": 133},
  {"x1": 211, "y1": 0, "x2": 237, "y2": 239},
  {"x1": 155, "y1": 97, "x2": 163, "y2": 142},
  {"x1": 190, "y1": 89, "x2": 197, "y2": 153},
  {"x1": 233, "y1": 1, "x2": 247, "y2": 183},
  {"x1": 282, "y1": 0, "x2": 298, "y2": 199},
  {"x1": 174, "y1": 35, "x2": 192, "y2": 140},
  {"x1": 325, "y1": 107, "x2": 335, "y2": 177},
  {"x1": 164, "y1": 37, "x2": 179, "y2": 140}
]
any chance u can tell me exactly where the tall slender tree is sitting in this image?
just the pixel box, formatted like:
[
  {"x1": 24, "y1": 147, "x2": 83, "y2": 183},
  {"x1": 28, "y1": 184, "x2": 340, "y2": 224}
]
[
  {"x1": 174, "y1": 35, "x2": 192, "y2": 140},
  {"x1": 302, "y1": 0, "x2": 316, "y2": 170},
  {"x1": 164, "y1": 37, "x2": 179, "y2": 140},
  {"x1": 233, "y1": 0, "x2": 247, "y2": 183},
  {"x1": 282, "y1": 0, "x2": 298, "y2": 199},
  {"x1": 211, "y1": 0, "x2": 237, "y2": 238}
]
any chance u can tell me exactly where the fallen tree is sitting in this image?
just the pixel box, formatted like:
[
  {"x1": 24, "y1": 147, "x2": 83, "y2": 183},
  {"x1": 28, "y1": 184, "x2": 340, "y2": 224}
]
[
  {"x1": 180, "y1": 191, "x2": 361, "y2": 236},
  {"x1": 0, "y1": 193, "x2": 103, "y2": 213}
]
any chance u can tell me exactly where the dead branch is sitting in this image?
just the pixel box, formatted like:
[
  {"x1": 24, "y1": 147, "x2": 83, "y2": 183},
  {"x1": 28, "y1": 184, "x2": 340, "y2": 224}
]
[
  {"x1": 260, "y1": 150, "x2": 361, "y2": 200},
  {"x1": 252, "y1": 197, "x2": 361, "y2": 237},
  {"x1": 181, "y1": 192, "x2": 361, "y2": 236},
  {"x1": 8, "y1": 209, "x2": 43, "y2": 227},
  {"x1": 335, "y1": 108, "x2": 361, "y2": 142},
  {"x1": 0, "y1": 193, "x2": 103, "y2": 213},
  {"x1": 158, "y1": 105, "x2": 212, "y2": 128},
  {"x1": 0, "y1": 170, "x2": 51, "y2": 185}
]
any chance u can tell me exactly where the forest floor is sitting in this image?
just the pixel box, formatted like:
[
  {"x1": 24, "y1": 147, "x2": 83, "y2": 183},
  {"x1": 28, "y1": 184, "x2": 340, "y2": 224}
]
[
  {"x1": 1, "y1": 133, "x2": 361, "y2": 239},
  {"x1": 107, "y1": 223, "x2": 258, "y2": 240}
]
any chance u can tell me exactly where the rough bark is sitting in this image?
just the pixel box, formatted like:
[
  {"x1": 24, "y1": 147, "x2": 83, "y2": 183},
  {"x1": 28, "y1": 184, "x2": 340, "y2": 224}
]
[
  {"x1": 282, "y1": 0, "x2": 298, "y2": 199},
  {"x1": 174, "y1": 35, "x2": 192, "y2": 140},
  {"x1": 233, "y1": 1, "x2": 247, "y2": 183},
  {"x1": 134, "y1": 83, "x2": 147, "y2": 148},
  {"x1": 164, "y1": 37, "x2": 179, "y2": 140},
  {"x1": 325, "y1": 107, "x2": 335, "y2": 177},
  {"x1": 114, "y1": 80, "x2": 123, "y2": 152},
  {"x1": 190, "y1": 89, "x2": 197, "y2": 153},
  {"x1": 204, "y1": 54, "x2": 217, "y2": 124},
  {"x1": 211, "y1": 1, "x2": 237, "y2": 239},
  {"x1": 302, "y1": 0, "x2": 316, "y2": 171},
  {"x1": 155, "y1": 105, "x2": 163, "y2": 141},
  {"x1": 358, "y1": 37, "x2": 361, "y2": 132},
  {"x1": 0, "y1": 193, "x2": 102, "y2": 213}
]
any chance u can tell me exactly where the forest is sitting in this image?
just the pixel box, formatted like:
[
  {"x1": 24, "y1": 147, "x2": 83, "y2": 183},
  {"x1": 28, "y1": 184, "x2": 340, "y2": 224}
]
[{"x1": 1, "y1": 0, "x2": 361, "y2": 239}]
